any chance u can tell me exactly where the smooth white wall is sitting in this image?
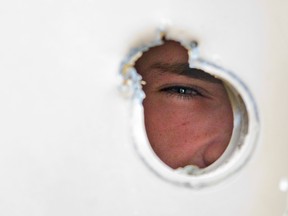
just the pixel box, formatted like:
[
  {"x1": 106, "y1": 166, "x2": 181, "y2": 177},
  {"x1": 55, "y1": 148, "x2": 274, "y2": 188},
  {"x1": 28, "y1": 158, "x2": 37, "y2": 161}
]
[{"x1": 0, "y1": 0, "x2": 287, "y2": 215}]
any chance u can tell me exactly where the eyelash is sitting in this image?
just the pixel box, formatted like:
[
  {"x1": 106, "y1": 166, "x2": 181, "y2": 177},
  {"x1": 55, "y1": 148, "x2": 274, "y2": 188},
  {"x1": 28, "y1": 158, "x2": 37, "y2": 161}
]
[{"x1": 160, "y1": 85, "x2": 204, "y2": 99}]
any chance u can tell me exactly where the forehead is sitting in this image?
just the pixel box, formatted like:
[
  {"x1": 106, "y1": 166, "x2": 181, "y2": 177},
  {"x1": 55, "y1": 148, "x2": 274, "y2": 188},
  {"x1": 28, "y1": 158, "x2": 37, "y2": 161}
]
[
  {"x1": 135, "y1": 40, "x2": 189, "y2": 68},
  {"x1": 135, "y1": 40, "x2": 222, "y2": 84}
]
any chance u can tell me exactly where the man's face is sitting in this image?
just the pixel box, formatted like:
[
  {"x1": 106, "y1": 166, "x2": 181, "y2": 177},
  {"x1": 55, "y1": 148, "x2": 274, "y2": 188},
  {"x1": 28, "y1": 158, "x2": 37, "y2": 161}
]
[{"x1": 135, "y1": 40, "x2": 234, "y2": 169}]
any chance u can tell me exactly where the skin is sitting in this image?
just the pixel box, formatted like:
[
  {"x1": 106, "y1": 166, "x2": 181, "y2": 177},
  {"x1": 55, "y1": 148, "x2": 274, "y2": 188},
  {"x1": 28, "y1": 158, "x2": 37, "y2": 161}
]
[{"x1": 135, "y1": 40, "x2": 234, "y2": 169}]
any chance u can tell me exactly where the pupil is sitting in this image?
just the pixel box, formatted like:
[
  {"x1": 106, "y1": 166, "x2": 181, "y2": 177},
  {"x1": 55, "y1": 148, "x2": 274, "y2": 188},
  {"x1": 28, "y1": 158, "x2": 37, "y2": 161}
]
[{"x1": 179, "y1": 88, "x2": 185, "y2": 94}]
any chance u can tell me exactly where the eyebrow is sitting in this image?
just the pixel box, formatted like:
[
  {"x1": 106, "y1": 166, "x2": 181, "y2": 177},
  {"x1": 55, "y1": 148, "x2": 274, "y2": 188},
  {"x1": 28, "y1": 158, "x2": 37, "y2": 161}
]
[{"x1": 149, "y1": 62, "x2": 222, "y2": 84}]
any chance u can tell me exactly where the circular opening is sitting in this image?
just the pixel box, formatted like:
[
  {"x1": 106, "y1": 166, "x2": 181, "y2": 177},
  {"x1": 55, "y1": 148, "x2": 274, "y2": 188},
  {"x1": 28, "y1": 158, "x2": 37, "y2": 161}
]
[{"x1": 120, "y1": 31, "x2": 259, "y2": 188}]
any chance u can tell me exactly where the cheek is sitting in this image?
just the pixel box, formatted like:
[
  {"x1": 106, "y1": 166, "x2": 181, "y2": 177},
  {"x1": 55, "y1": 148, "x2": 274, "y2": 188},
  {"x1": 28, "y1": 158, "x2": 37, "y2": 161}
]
[
  {"x1": 142, "y1": 95, "x2": 233, "y2": 168},
  {"x1": 143, "y1": 97, "x2": 203, "y2": 133},
  {"x1": 143, "y1": 96, "x2": 219, "y2": 133},
  {"x1": 143, "y1": 97, "x2": 215, "y2": 154}
]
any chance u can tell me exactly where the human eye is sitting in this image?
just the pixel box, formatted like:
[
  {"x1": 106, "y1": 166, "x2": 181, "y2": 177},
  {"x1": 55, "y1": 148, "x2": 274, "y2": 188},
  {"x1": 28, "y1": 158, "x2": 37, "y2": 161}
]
[{"x1": 159, "y1": 85, "x2": 204, "y2": 99}]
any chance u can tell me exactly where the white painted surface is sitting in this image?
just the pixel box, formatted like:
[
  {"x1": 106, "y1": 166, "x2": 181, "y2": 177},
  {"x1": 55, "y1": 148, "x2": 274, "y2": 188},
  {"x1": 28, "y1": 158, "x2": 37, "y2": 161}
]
[{"x1": 0, "y1": 0, "x2": 287, "y2": 215}]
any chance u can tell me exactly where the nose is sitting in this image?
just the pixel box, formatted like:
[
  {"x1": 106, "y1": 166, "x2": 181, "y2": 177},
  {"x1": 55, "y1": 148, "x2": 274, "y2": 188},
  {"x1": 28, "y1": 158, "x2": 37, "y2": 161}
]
[{"x1": 203, "y1": 142, "x2": 228, "y2": 167}]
